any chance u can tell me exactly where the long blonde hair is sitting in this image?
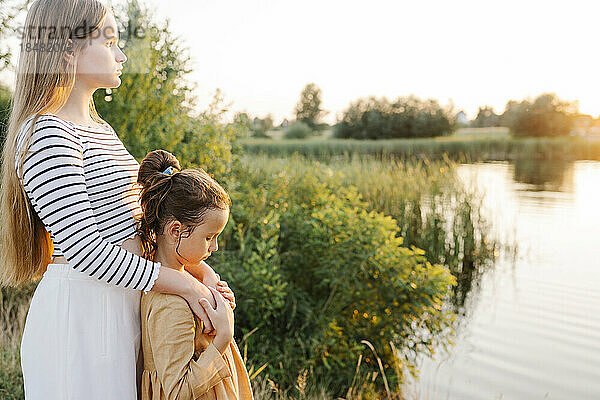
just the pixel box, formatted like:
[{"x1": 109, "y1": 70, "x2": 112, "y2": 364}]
[{"x1": 0, "y1": 0, "x2": 109, "y2": 286}]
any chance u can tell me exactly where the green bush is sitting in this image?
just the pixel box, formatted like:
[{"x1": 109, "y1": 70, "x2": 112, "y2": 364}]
[
  {"x1": 250, "y1": 115, "x2": 274, "y2": 138},
  {"x1": 213, "y1": 160, "x2": 457, "y2": 395},
  {"x1": 284, "y1": 121, "x2": 312, "y2": 139}
]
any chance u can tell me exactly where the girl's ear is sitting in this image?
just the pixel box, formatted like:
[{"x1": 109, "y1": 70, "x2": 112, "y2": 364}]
[{"x1": 164, "y1": 220, "x2": 182, "y2": 244}]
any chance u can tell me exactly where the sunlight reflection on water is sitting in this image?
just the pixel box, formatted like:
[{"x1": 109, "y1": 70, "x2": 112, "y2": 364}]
[{"x1": 405, "y1": 161, "x2": 600, "y2": 400}]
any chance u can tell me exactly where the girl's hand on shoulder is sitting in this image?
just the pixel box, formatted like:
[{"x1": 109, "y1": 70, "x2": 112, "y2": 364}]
[
  {"x1": 216, "y1": 279, "x2": 236, "y2": 310},
  {"x1": 192, "y1": 261, "x2": 236, "y2": 310},
  {"x1": 180, "y1": 271, "x2": 216, "y2": 333},
  {"x1": 199, "y1": 287, "x2": 234, "y2": 354}
]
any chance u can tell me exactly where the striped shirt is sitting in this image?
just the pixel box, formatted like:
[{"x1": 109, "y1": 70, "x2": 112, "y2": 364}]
[{"x1": 15, "y1": 114, "x2": 160, "y2": 292}]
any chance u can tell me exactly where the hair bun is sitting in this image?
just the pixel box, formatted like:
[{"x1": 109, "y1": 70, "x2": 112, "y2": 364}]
[{"x1": 138, "y1": 150, "x2": 181, "y2": 187}]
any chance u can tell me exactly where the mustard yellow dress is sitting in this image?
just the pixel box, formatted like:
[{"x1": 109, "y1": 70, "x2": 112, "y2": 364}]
[{"x1": 140, "y1": 291, "x2": 254, "y2": 400}]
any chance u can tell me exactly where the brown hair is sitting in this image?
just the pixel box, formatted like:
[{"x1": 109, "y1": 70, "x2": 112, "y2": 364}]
[
  {"x1": 0, "y1": 0, "x2": 109, "y2": 286},
  {"x1": 137, "y1": 150, "x2": 231, "y2": 261}
]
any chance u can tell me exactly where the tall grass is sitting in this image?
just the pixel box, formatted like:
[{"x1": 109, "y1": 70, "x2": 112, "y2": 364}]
[
  {"x1": 0, "y1": 284, "x2": 35, "y2": 400},
  {"x1": 241, "y1": 136, "x2": 600, "y2": 162}
]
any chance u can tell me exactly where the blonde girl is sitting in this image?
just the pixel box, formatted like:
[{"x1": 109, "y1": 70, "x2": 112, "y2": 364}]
[
  {"x1": 0, "y1": 1, "x2": 233, "y2": 398},
  {"x1": 136, "y1": 149, "x2": 253, "y2": 400}
]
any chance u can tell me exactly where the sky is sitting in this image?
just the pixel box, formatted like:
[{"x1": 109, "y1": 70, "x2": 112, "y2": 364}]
[{"x1": 4, "y1": 0, "x2": 600, "y2": 124}]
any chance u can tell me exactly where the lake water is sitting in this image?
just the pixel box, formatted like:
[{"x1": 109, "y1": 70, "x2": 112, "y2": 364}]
[{"x1": 405, "y1": 160, "x2": 600, "y2": 399}]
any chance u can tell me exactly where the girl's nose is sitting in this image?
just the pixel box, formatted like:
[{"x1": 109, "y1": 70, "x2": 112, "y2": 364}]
[
  {"x1": 209, "y1": 240, "x2": 218, "y2": 252},
  {"x1": 116, "y1": 46, "x2": 127, "y2": 63}
]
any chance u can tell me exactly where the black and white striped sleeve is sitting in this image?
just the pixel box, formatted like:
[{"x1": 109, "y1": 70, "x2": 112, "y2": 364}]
[{"x1": 18, "y1": 120, "x2": 161, "y2": 292}]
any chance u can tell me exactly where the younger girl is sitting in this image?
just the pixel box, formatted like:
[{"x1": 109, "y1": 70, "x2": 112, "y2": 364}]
[{"x1": 136, "y1": 150, "x2": 253, "y2": 400}]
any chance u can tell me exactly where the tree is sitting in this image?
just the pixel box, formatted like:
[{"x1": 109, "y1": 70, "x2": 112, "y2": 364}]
[
  {"x1": 283, "y1": 120, "x2": 311, "y2": 139},
  {"x1": 294, "y1": 83, "x2": 326, "y2": 131},
  {"x1": 472, "y1": 106, "x2": 500, "y2": 127},
  {"x1": 501, "y1": 93, "x2": 576, "y2": 137},
  {"x1": 261, "y1": 114, "x2": 274, "y2": 132},
  {"x1": 174, "y1": 89, "x2": 245, "y2": 178},
  {"x1": 499, "y1": 100, "x2": 523, "y2": 128},
  {"x1": 232, "y1": 111, "x2": 253, "y2": 137}
]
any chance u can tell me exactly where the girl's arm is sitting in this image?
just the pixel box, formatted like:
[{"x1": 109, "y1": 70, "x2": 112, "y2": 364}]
[
  {"x1": 19, "y1": 117, "x2": 215, "y2": 327},
  {"x1": 18, "y1": 117, "x2": 159, "y2": 292},
  {"x1": 147, "y1": 295, "x2": 231, "y2": 399}
]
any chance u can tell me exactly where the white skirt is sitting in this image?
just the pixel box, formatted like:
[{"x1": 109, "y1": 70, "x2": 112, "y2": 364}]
[{"x1": 21, "y1": 263, "x2": 142, "y2": 400}]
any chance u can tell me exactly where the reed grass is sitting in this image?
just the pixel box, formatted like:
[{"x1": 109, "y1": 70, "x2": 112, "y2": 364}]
[
  {"x1": 0, "y1": 284, "x2": 35, "y2": 400},
  {"x1": 241, "y1": 136, "x2": 600, "y2": 162}
]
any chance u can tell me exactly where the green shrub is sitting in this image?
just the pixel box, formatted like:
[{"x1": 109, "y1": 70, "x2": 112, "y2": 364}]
[
  {"x1": 213, "y1": 160, "x2": 457, "y2": 395},
  {"x1": 284, "y1": 121, "x2": 313, "y2": 139}
]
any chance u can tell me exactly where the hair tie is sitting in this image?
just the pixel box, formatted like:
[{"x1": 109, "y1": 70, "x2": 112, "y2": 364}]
[{"x1": 162, "y1": 166, "x2": 178, "y2": 176}]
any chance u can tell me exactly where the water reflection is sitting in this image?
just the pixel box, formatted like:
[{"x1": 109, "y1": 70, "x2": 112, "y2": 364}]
[
  {"x1": 405, "y1": 160, "x2": 600, "y2": 400},
  {"x1": 511, "y1": 159, "x2": 574, "y2": 191}
]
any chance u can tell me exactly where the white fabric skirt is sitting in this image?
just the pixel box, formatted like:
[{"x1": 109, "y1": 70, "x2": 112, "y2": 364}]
[{"x1": 21, "y1": 263, "x2": 142, "y2": 400}]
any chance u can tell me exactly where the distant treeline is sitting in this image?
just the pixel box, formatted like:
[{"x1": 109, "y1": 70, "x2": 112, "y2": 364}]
[
  {"x1": 331, "y1": 92, "x2": 580, "y2": 140},
  {"x1": 242, "y1": 90, "x2": 580, "y2": 142},
  {"x1": 241, "y1": 87, "x2": 457, "y2": 141}
]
